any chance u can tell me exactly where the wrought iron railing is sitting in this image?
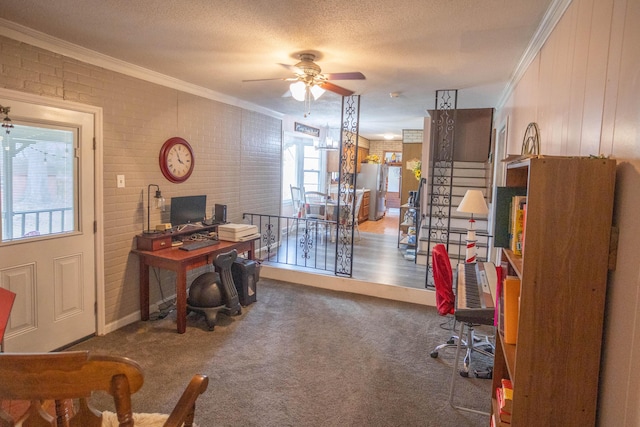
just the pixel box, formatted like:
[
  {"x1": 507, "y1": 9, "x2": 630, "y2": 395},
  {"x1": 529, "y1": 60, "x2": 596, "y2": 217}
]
[
  {"x1": 242, "y1": 213, "x2": 340, "y2": 273},
  {"x1": 2, "y1": 207, "x2": 73, "y2": 240}
]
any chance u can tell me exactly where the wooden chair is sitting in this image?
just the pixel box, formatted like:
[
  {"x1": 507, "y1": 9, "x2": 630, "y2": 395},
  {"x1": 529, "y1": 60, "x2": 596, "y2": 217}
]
[
  {"x1": 0, "y1": 351, "x2": 208, "y2": 427},
  {"x1": 289, "y1": 185, "x2": 306, "y2": 218},
  {"x1": 0, "y1": 288, "x2": 16, "y2": 353},
  {"x1": 303, "y1": 191, "x2": 328, "y2": 220},
  {"x1": 304, "y1": 191, "x2": 330, "y2": 244},
  {"x1": 351, "y1": 189, "x2": 365, "y2": 240},
  {"x1": 335, "y1": 189, "x2": 365, "y2": 242}
]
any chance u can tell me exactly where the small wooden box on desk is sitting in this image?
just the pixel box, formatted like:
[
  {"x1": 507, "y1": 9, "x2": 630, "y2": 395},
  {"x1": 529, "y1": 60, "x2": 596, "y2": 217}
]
[
  {"x1": 136, "y1": 224, "x2": 219, "y2": 251},
  {"x1": 490, "y1": 156, "x2": 616, "y2": 427}
]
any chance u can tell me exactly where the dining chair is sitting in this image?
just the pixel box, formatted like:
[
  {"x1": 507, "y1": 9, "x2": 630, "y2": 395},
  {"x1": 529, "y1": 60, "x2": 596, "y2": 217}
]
[
  {"x1": 304, "y1": 191, "x2": 330, "y2": 244},
  {"x1": 290, "y1": 185, "x2": 306, "y2": 218},
  {"x1": 338, "y1": 188, "x2": 365, "y2": 241},
  {"x1": 352, "y1": 188, "x2": 365, "y2": 240},
  {"x1": 304, "y1": 191, "x2": 329, "y2": 220},
  {"x1": 0, "y1": 287, "x2": 16, "y2": 353}
]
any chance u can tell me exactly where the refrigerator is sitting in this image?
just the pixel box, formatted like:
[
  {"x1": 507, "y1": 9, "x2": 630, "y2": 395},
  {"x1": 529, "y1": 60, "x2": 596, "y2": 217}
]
[{"x1": 357, "y1": 163, "x2": 388, "y2": 220}]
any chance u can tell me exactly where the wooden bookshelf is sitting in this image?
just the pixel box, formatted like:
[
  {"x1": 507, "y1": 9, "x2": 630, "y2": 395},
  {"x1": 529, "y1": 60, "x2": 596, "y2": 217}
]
[{"x1": 491, "y1": 156, "x2": 616, "y2": 426}]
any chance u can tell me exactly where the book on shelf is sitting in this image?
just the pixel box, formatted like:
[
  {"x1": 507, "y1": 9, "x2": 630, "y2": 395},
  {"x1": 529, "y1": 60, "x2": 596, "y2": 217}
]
[
  {"x1": 521, "y1": 201, "x2": 527, "y2": 255},
  {"x1": 496, "y1": 379, "x2": 513, "y2": 423},
  {"x1": 501, "y1": 378, "x2": 513, "y2": 401},
  {"x1": 496, "y1": 387, "x2": 512, "y2": 424},
  {"x1": 503, "y1": 276, "x2": 521, "y2": 344},
  {"x1": 510, "y1": 196, "x2": 526, "y2": 255}
]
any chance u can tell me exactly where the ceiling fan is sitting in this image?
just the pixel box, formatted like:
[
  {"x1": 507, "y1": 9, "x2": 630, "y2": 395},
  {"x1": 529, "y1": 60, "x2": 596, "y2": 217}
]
[{"x1": 242, "y1": 53, "x2": 365, "y2": 116}]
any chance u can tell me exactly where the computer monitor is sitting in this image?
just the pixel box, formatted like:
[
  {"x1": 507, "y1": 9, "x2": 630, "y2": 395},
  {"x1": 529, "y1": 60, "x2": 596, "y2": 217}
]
[{"x1": 170, "y1": 195, "x2": 206, "y2": 226}]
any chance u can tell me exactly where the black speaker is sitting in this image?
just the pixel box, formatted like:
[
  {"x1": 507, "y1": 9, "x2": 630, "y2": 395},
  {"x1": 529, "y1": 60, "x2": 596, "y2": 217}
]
[
  {"x1": 231, "y1": 258, "x2": 259, "y2": 306},
  {"x1": 214, "y1": 204, "x2": 227, "y2": 223}
]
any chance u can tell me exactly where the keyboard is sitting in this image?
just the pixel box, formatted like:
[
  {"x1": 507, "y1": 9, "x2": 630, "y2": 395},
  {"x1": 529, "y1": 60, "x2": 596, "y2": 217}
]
[
  {"x1": 455, "y1": 262, "x2": 495, "y2": 324},
  {"x1": 179, "y1": 239, "x2": 220, "y2": 251}
]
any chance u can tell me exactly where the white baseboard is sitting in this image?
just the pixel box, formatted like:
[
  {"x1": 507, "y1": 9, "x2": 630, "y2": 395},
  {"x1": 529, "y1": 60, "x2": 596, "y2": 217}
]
[{"x1": 260, "y1": 264, "x2": 436, "y2": 307}]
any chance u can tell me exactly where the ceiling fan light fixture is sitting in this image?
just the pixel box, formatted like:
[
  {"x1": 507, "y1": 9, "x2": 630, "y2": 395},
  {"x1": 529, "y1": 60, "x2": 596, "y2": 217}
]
[
  {"x1": 290, "y1": 81, "x2": 306, "y2": 101},
  {"x1": 310, "y1": 84, "x2": 325, "y2": 100}
]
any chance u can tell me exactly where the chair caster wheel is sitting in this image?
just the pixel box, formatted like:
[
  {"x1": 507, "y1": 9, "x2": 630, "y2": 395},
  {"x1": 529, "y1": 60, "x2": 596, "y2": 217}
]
[
  {"x1": 446, "y1": 338, "x2": 455, "y2": 345},
  {"x1": 430, "y1": 351, "x2": 439, "y2": 358},
  {"x1": 474, "y1": 367, "x2": 493, "y2": 379},
  {"x1": 459, "y1": 370, "x2": 469, "y2": 378}
]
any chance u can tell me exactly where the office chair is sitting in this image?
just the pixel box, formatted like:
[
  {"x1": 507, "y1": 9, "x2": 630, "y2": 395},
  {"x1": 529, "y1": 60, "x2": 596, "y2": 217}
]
[
  {"x1": 429, "y1": 244, "x2": 459, "y2": 358},
  {"x1": 429, "y1": 244, "x2": 494, "y2": 415},
  {"x1": 187, "y1": 249, "x2": 242, "y2": 330},
  {"x1": 429, "y1": 244, "x2": 494, "y2": 369}
]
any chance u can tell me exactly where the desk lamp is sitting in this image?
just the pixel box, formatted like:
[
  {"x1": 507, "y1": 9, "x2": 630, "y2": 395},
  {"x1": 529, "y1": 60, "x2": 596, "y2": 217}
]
[
  {"x1": 457, "y1": 189, "x2": 488, "y2": 263},
  {"x1": 144, "y1": 184, "x2": 165, "y2": 234}
]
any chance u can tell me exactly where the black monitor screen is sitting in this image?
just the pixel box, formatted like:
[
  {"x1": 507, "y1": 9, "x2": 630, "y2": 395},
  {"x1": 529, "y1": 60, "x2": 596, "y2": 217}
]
[{"x1": 170, "y1": 195, "x2": 206, "y2": 226}]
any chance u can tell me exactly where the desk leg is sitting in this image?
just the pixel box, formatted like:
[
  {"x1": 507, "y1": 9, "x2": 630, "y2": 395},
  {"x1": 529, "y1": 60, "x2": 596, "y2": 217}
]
[
  {"x1": 246, "y1": 240, "x2": 256, "y2": 260},
  {"x1": 139, "y1": 259, "x2": 150, "y2": 321},
  {"x1": 176, "y1": 269, "x2": 187, "y2": 334}
]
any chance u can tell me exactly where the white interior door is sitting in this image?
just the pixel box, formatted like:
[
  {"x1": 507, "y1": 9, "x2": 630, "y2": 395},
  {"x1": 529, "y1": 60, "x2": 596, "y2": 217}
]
[{"x1": 0, "y1": 98, "x2": 96, "y2": 352}]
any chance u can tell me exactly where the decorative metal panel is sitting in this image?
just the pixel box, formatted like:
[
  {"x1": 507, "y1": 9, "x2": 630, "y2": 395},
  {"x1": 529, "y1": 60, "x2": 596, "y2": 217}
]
[
  {"x1": 335, "y1": 95, "x2": 360, "y2": 277},
  {"x1": 425, "y1": 90, "x2": 457, "y2": 287}
]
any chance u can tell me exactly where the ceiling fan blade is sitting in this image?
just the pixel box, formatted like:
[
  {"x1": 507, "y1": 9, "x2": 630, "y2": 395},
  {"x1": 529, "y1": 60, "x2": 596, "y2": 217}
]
[
  {"x1": 319, "y1": 81, "x2": 355, "y2": 96},
  {"x1": 278, "y1": 63, "x2": 300, "y2": 72},
  {"x1": 324, "y1": 72, "x2": 365, "y2": 80},
  {"x1": 242, "y1": 77, "x2": 297, "y2": 82}
]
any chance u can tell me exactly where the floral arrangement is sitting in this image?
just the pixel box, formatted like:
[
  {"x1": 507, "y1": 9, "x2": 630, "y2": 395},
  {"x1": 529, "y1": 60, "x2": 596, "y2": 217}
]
[
  {"x1": 412, "y1": 161, "x2": 421, "y2": 181},
  {"x1": 365, "y1": 154, "x2": 381, "y2": 164}
]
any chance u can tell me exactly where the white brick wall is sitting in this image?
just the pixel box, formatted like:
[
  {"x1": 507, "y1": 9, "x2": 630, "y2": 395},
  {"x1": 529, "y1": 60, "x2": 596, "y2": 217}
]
[
  {"x1": 368, "y1": 140, "x2": 403, "y2": 161},
  {"x1": 0, "y1": 36, "x2": 282, "y2": 325}
]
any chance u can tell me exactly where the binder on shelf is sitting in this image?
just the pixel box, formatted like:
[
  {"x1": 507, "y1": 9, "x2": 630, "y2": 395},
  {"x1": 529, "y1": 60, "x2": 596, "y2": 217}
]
[{"x1": 503, "y1": 276, "x2": 521, "y2": 344}]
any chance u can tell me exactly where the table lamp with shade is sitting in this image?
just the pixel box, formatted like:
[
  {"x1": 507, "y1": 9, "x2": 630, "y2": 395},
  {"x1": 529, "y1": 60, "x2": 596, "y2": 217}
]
[{"x1": 456, "y1": 189, "x2": 488, "y2": 263}]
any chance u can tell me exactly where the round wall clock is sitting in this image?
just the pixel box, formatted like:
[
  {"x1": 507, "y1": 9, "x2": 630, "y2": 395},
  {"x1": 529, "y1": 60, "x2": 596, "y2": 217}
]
[{"x1": 159, "y1": 137, "x2": 194, "y2": 183}]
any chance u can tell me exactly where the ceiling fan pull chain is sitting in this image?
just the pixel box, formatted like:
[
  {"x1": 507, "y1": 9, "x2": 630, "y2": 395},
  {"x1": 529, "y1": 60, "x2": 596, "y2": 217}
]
[{"x1": 304, "y1": 87, "x2": 312, "y2": 117}]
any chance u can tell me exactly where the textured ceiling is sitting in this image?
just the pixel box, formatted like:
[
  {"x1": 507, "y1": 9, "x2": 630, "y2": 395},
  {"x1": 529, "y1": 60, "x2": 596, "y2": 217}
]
[{"x1": 0, "y1": 0, "x2": 553, "y2": 140}]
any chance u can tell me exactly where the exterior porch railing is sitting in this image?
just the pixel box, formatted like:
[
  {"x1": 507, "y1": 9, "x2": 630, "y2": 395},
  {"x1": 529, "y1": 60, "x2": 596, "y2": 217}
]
[{"x1": 2, "y1": 207, "x2": 73, "y2": 240}]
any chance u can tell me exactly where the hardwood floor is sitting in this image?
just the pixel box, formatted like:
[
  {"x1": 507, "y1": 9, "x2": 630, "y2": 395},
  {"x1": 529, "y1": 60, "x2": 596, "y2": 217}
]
[
  {"x1": 353, "y1": 208, "x2": 428, "y2": 289},
  {"x1": 267, "y1": 208, "x2": 429, "y2": 291}
]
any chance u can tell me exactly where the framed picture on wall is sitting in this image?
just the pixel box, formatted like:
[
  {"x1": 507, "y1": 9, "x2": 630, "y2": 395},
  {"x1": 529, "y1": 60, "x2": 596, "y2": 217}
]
[{"x1": 384, "y1": 151, "x2": 402, "y2": 164}]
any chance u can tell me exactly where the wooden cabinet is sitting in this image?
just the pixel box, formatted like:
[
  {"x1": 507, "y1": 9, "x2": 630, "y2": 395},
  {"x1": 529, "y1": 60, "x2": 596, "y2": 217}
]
[
  {"x1": 358, "y1": 190, "x2": 370, "y2": 224},
  {"x1": 491, "y1": 156, "x2": 616, "y2": 426},
  {"x1": 401, "y1": 143, "x2": 421, "y2": 209},
  {"x1": 327, "y1": 146, "x2": 369, "y2": 174},
  {"x1": 356, "y1": 146, "x2": 369, "y2": 173}
]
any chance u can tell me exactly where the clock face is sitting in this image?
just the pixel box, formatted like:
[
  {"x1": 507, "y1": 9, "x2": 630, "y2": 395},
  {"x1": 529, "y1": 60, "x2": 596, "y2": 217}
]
[{"x1": 159, "y1": 137, "x2": 194, "y2": 183}]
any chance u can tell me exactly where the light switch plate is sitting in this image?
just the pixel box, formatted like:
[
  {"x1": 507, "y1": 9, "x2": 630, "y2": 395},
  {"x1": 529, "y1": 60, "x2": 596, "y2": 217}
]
[{"x1": 117, "y1": 175, "x2": 125, "y2": 188}]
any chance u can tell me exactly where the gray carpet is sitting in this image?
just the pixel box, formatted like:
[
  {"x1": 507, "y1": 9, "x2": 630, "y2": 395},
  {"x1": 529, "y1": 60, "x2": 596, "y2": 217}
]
[{"x1": 71, "y1": 278, "x2": 492, "y2": 426}]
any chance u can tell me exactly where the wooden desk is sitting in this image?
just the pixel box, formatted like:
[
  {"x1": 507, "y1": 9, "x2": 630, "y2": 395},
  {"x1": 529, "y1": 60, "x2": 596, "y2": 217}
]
[{"x1": 132, "y1": 238, "x2": 256, "y2": 333}]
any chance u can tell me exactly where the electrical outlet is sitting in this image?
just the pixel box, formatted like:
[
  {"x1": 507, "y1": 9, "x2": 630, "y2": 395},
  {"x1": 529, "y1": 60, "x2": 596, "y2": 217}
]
[{"x1": 117, "y1": 175, "x2": 125, "y2": 188}]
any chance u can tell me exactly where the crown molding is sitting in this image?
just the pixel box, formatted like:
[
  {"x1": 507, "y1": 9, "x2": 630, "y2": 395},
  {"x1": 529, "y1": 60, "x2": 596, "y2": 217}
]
[
  {"x1": 496, "y1": 0, "x2": 573, "y2": 110},
  {"x1": 0, "y1": 18, "x2": 284, "y2": 120}
]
